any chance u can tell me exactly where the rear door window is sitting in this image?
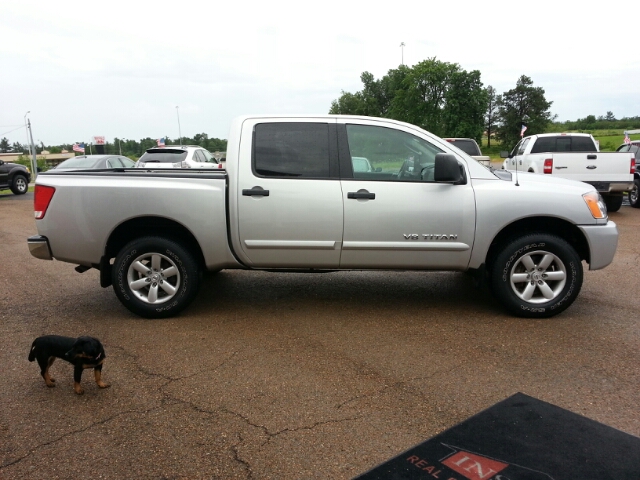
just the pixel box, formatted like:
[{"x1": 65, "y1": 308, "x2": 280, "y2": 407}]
[{"x1": 253, "y1": 123, "x2": 331, "y2": 178}]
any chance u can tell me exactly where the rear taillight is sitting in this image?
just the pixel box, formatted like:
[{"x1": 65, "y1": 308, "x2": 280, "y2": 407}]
[
  {"x1": 631, "y1": 158, "x2": 636, "y2": 174},
  {"x1": 34, "y1": 185, "x2": 55, "y2": 219},
  {"x1": 543, "y1": 158, "x2": 553, "y2": 174}
]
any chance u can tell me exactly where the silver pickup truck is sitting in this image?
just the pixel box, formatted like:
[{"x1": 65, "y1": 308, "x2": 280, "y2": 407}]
[{"x1": 28, "y1": 115, "x2": 618, "y2": 319}]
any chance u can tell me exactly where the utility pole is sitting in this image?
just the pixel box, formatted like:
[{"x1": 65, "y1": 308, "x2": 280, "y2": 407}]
[
  {"x1": 400, "y1": 42, "x2": 405, "y2": 65},
  {"x1": 24, "y1": 111, "x2": 31, "y2": 158},
  {"x1": 27, "y1": 119, "x2": 37, "y2": 180},
  {"x1": 176, "y1": 106, "x2": 182, "y2": 147}
]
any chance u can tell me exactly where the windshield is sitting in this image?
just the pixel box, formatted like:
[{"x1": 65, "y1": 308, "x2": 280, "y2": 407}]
[{"x1": 56, "y1": 156, "x2": 104, "y2": 169}]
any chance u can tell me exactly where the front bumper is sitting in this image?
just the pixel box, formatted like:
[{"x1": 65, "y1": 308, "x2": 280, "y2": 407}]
[
  {"x1": 28, "y1": 235, "x2": 53, "y2": 260},
  {"x1": 578, "y1": 221, "x2": 618, "y2": 270}
]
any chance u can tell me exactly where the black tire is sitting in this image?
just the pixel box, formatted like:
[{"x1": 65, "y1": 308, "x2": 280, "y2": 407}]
[
  {"x1": 112, "y1": 236, "x2": 200, "y2": 318},
  {"x1": 490, "y1": 234, "x2": 583, "y2": 318},
  {"x1": 10, "y1": 175, "x2": 28, "y2": 195},
  {"x1": 629, "y1": 179, "x2": 640, "y2": 208},
  {"x1": 603, "y1": 194, "x2": 623, "y2": 213}
]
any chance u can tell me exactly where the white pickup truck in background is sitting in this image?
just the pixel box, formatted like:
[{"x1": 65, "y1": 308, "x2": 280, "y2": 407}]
[{"x1": 501, "y1": 133, "x2": 635, "y2": 212}]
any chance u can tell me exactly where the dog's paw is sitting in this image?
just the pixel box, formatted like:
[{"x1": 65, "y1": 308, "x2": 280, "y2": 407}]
[
  {"x1": 74, "y1": 386, "x2": 84, "y2": 395},
  {"x1": 97, "y1": 382, "x2": 110, "y2": 389}
]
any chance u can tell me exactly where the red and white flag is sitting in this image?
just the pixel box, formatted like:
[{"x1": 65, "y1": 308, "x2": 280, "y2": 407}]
[
  {"x1": 624, "y1": 132, "x2": 631, "y2": 145},
  {"x1": 72, "y1": 143, "x2": 85, "y2": 153},
  {"x1": 520, "y1": 125, "x2": 528, "y2": 137}
]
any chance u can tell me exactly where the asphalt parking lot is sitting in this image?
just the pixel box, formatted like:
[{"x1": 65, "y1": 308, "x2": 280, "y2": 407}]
[{"x1": 1, "y1": 190, "x2": 639, "y2": 479}]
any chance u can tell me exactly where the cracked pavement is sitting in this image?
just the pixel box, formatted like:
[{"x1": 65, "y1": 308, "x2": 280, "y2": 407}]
[{"x1": 1, "y1": 191, "x2": 639, "y2": 479}]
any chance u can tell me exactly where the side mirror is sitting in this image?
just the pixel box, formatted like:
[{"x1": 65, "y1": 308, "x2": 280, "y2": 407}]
[
  {"x1": 375, "y1": 167, "x2": 382, "y2": 172},
  {"x1": 500, "y1": 151, "x2": 510, "y2": 158},
  {"x1": 434, "y1": 154, "x2": 464, "y2": 183}
]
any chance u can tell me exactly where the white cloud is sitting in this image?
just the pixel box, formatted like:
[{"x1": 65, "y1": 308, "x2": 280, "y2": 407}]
[{"x1": 2, "y1": 0, "x2": 638, "y2": 145}]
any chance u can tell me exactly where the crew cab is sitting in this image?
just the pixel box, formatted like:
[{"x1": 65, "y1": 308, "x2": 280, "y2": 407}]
[
  {"x1": 28, "y1": 115, "x2": 618, "y2": 320},
  {"x1": 501, "y1": 133, "x2": 634, "y2": 212},
  {"x1": 0, "y1": 159, "x2": 31, "y2": 195}
]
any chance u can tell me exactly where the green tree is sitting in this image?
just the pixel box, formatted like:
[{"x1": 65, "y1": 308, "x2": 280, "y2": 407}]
[
  {"x1": 484, "y1": 86, "x2": 500, "y2": 147},
  {"x1": 331, "y1": 59, "x2": 488, "y2": 140},
  {"x1": 329, "y1": 91, "x2": 367, "y2": 115},
  {"x1": 496, "y1": 75, "x2": 554, "y2": 149},
  {"x1": 0, "y1": 137, "x2": 10, "y2": 153}
]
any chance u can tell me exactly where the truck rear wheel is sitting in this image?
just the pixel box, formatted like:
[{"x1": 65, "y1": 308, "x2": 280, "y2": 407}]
[
  {"x1": 112, "y1": 236, "x2": 200, "y2": 318},
  {"x1": 490, "y1": 234, "x2": 583, "y2": 318},
  {"x1": 629, "y1": 179, "x2": 640, "y2": 208}
]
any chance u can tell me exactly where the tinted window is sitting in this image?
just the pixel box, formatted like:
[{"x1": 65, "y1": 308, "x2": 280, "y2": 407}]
[
  {"x1": 139, "y1": 149, "x2": 188, "y2": 163},
  {"x1": 345, "y1": 124, "x2": 444, "y2": 181},
  {"x1": 254, "y1": 123, "x2": 330, "y2": 178},
  {"x1": 530, "y1": 136, "x2": 596, "y2": 153},
  {"x1": 571, "y1": 136, "x2": 597, "y2": 152}
]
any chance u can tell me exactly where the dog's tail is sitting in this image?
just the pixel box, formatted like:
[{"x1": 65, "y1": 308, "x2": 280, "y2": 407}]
[{"x1": 28, "y1": 341, "x2": 37, "y2": 362}]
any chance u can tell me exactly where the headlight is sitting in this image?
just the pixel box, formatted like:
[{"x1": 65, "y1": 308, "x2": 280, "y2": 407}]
[{"x1": 583, "y1": 191, "x2": 607, "y2": 219}]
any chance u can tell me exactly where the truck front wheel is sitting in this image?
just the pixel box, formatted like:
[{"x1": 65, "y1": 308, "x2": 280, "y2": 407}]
[
  {"x1": 491, "y1": 234, "x2": 583, "y2": 318},
  {"x1": 112, "y1": 236, "x2": 200, "y2": 318},
  {"x1": 603, "y1": 194, "x2": 623, "y2": 212}
]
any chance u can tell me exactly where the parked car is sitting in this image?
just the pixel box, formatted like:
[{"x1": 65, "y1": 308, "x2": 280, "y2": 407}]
[
  {"x1": 135, "y1": 146, "x2": 223, "y2": 169},
  {"x1": 617, "y1": 141, "x2": 640, "y2": 207},
  {"x1": 0, "y1": 160, "x2": 31, "y2": 195},
  {"x1": 54, "y1": 155, "x2": 135, "y2": 170},
  {"x1": 443, "y1": 138, "x2": 491, "y2": 167}
]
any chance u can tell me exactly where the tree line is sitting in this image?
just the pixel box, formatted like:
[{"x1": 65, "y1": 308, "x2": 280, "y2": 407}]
[
  {"x1": 330, "y1": 58, "x2": 640, "y2": 150},
  {"x1": 0, "y1": 134, "x2": 227, "y2": 158}
]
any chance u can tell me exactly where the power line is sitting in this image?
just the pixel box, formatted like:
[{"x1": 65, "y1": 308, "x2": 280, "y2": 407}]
[{"x1": 0, "y1": 126, "x2": 27, "y2": 137}]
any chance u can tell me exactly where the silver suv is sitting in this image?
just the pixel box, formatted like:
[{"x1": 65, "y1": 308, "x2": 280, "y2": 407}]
[{"x1": 135, "y1": 146, "x2": 223, "y2": 169}]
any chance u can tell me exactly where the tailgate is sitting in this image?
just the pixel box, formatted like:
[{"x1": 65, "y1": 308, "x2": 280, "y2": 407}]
[{"x1": 546, "y1": 152, "x2": 633, "y2": 185}]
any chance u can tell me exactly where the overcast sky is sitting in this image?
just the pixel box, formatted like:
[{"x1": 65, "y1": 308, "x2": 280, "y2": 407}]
[{"x1": 2, "y1": 0, "x2": 638, "y2": 146}]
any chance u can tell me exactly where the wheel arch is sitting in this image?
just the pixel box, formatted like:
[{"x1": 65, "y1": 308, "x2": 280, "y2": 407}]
[
  {"x1": 100, "y1": 216, "x2": 205, "y2": 287},
  {"x1": 485, "y1": 217, "x2": 590, "y2": 273}
]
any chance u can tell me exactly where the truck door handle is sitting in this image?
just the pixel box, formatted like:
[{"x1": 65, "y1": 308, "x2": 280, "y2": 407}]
[
  {"x1": 347, "y1": 191, "x2": 375, "y2": 200},
  {"x1": 587, "y1": 154, "x2": 597, "y2": 159},
  {"x1": 242, "y1": 187, "x2": 269, "y2": 197}
]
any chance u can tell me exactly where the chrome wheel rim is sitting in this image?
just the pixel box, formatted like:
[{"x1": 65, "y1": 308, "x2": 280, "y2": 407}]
[
  {"x1": 509, "y1": 250, "x2": 567, "y2": 304},
  {"x1": 15, "y1": 177, "x2": 27, "y2": 192},
  {"x1": 631, "y1": 184, "x2": 638, "y2": 205},
  {"x1": 127, "y1": 252, "x2": 180, "y2": 304}
]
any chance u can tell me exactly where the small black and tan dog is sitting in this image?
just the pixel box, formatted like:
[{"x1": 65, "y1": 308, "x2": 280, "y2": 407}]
[{"x1": 28, "y1": 335, "x2": 110, "y2": 395}]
